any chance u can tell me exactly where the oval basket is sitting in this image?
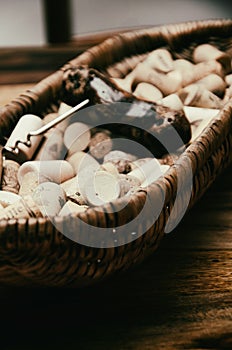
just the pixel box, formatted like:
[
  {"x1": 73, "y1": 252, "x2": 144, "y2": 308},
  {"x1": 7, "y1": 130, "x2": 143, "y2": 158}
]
[{"x1": 0, "y1": 19, "x2": 232, "y2": 287}]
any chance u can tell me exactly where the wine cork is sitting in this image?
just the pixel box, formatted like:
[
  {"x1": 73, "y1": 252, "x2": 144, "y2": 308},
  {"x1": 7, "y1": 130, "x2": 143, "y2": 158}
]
[
  {"x1": 0, "y1": 195, "x2": 42, "y2": 220},
  {"x1": 99, "y1": 162, "x2": 119, "y2": 177},
  {"x1": 118, "y1": 174, "x2": 141, "y2": 197},
  {"x1": 193, "y1": 44, "x2": 231, "y2": 74},
  {"x1": 34, "y1": 128, "x2": 65, "y2": 161},
  {"x1": 179, "y1": 84, "x2": 223, "y2": 109},
  {"x1": 113, "y1": 63, "x2": 182, "y2": 95},
  {"x1": 4, "y1": 114, "x2": 44, "y2": 163},
  {"x1": 103, "y1": 150, "x2": 137, "y2": 173},
  {"x1": 67, "y1": 151, "x2": 100, "y2": 175},
  {"x1": 225, "y1": 74, "x2": 232, "y2": 86},
  {"x1": 133, "y1": 82, "x2": 163, "y2": 102},
  {"x1": 64, "y1": 122, "x2": 91, "y2": 156},
  {"x1": 180, "y1": 60, "x2": 225, "y2": 87},
  {"x1": 0, "y1": 190, "x2": 21, "y2": 208},
  {"x1": 196, "y1": 74, "x2": 226, "y2": 96},
  {"x1": 144, "y1": 49, "x2": 174, "y2": 73},
  {"x1": 56, "y1": 102, "x2": 73, "y2": 132},
  {"x1": 157, "y1": 93, "x2": 183, "y2": 111},
  {"x1": 173, "y1": 59, "x2": 195, "y2": 73},
  {"x1": 61, "y1": 176, "x2": 87, "y2": 205},
  {"x1": 128, "y1": 158, "x2": 162, "y2": 186},
  {"x1": 190, "y1": 115, "x2": 216, "y2": 142},
  {"x1": 133, "y1": 63, "x2": 182, "y2": 95},
  {"x1": 32, "y1": 182, "x2": 66, "y2": 217},
  {"x1": 1, "y1": 159, "x2": 20, "y2": 194},
  {"x1": 58, "y1": 201, "x2": 89, "y2": 217},
  {"x1": 18, "y1": 171, "x2": 40, "y2": 197},
  {"x1": 18, "y1": 160, "x2": 74, "y2": 185},
  {"x1": 183, "y1": 106, "x2": 219, "y2": 142},
  {"x1": 82, "y1": 170, "x2": 120, "y2": 206},
  {"x1": 89, "y1": 131, "x2": 113, "y2": 159},
  {"x1": 183, "y1": 106, "x2": 220, "y2": 124},
  {"x1": 111, "y1": 77, "x2": 133, "y2": 93}
]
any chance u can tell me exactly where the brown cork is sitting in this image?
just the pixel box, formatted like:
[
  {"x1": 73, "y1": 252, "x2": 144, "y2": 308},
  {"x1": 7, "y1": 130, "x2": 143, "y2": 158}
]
[{"x1": 1, "y1": 159, "x2": 20, "y2": 194}]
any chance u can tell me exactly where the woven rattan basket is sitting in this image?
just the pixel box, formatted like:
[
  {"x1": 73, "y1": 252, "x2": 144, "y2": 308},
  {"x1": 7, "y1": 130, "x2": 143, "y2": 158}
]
[{"x1": 0, "y1": 19, "x2": 232, "y2": 287}]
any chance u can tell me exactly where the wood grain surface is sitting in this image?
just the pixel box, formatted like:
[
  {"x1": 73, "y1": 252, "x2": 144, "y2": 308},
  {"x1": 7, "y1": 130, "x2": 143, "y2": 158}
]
[{"x1": 0, "y1": 42, "x2": 232, "y2": 349}]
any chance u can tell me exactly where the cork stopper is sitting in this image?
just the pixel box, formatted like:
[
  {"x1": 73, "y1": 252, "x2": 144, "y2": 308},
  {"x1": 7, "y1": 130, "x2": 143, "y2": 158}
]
[
  {"x1": 18, "y1": 160, "x2": 74, "y2": 185},
  {"x1": 64, "y1": 122, "x2": 91, "y2": 156},
  {"x1": 0, "y1": 195, "x2": 42, "y2": 220},
  {"x1": 0, "y1": 190, "x2": 21, "y2": 208},
  {"x1": 81, "y1": 170, "x2": 120, "y2": 206},
  {"x1": 1, "y1": 159, "x2": 20, "y2": 194},
  {"x1": 32, "y1": 182, "x2": 66, "y2": 217},
  {"x1": 58, "y1": 201, "x2": 89, "y2": 217}
]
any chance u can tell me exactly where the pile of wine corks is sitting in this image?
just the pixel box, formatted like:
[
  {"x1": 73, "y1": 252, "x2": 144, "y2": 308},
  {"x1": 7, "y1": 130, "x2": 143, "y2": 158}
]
[
  {"x1": 112, "y1": 44, "x2": 232, "y2": 141},
  {"x1": 0, "y1": 102, "x2": 171, "y2": 220},
  {"x1": 0, "y1": 43, "x2": 231, "y2": 220}
]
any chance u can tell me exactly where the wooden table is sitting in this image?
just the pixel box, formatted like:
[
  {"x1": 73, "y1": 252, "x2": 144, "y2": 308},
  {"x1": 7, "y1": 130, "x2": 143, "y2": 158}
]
[{"x1": 0, "y1": 43, "x2": 232, "y2": 350}]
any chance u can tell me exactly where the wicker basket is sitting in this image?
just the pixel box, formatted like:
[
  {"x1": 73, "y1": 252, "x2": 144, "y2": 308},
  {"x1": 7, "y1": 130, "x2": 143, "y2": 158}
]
[{"x1": 0, "y1": 19, "x2": 232, "y2": 287}]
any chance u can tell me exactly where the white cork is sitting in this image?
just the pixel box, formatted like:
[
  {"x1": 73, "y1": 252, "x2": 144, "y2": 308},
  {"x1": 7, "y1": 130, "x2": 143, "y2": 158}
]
[
  {"x1": 133, "y1": 82, "x2": 163, "y2": 102},
  {"x1": 56, "y1": 102, "x2": 73, "y2": 132},
  {"x1": 19, "y1": 171, "x2": 40, "y2": 197},
  {"x1": 18, "y1": 160, "x2": 74, "y2": 185},
  {"x1": 4, "y1": 114, "x2": 44, "y2": 163},
  {"x1": 67, "y1": 151, "x2": 100, "y2": 175},
  {"x1": 32, "y1": 182, "x2": 66, "y2": 217},
  {"x1": 183, "y1": 106, "x2": 220, "y2": 124},
  {"x1": 134, "y1": 63, "x2": 182, "y2": 95},
  {"x1": 113, "y1": 63, "x2": 182, "y2": 95},
  {"x1": 190, "y1": 115, "x2": 217, "y2": 142},
  {"x1": 183, "y1": 106, "x2": 219, "y2": 142},
  {"x1": 64, "y1": 122, "x2": 91, "y2": 156},
  {"x1": 34, "y1": 127, "x2": 65, "y2": 161},
  {"x1": 99, "y1": 162, "x2": 119, "y2": 177},
  {"x1": 193, "y1": 44, "x2": 231, "y2": 74},
  {"x1": 89, "y1": 131, "x2": 113, "y2": 159},
  {"x1": 103, "y1": 150, "x2": 137, "y2": 173},
  {"x1": 173, "y1": 59, "x2": 195, "y2": 73},
  {"x1": 143, "y1": 49, "x2": 174, "y2": 73},
  {"x1": 128, "y1": 158, "x2": 162, "y2": 186},
  {"x1": 58, "y1": 201, "x2": 88, "y2": 217},
  {"x1": 0, "y1": 190, "x2": 21, "y2": 208},
  {"x1": 196, "y1": 74, "x2": 226, "y2": 96},
  {"x1": 82, "y1": 170, "x2": 120, "y2": 206},
  {"x1": 181, "y1": 60, "x2": 224, "y2": 87},
  {"x1": 61, "y1": 176, "x2": 87, "y2": 205},
  {"x1": 157, "y1": 93, "x2": 183, "y2": 111},
  {"x1": 190, "y1": 87, "x2": 222, "y2": 109}
]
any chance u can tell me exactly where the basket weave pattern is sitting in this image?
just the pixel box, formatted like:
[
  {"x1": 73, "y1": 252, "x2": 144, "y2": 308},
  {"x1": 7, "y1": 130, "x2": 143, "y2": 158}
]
[{"x1": 0, "y1": 19, "x2": 232, "y2": 287}]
